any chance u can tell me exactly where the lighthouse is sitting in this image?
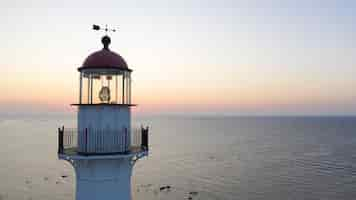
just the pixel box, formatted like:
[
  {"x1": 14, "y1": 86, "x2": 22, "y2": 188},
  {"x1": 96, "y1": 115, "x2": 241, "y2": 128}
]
[{"x1": 57, "y1": 28, "x2": 149, "y2": 200}]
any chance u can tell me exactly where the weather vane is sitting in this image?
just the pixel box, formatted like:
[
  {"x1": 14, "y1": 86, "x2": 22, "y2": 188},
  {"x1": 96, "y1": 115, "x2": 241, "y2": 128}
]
[{"x1": 92, "y1": 24, "x2": 117, "y2": 34}]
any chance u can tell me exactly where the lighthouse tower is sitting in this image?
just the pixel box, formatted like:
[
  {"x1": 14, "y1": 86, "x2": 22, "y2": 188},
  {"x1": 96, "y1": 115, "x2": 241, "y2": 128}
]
[{"x1": 57, "y1": 31, "x2": 149, "y2": 200}]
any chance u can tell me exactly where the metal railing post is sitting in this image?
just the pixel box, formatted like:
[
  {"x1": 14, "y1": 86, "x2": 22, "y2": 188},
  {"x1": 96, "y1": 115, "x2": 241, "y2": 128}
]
[
  {"x1": 141, "y1": 126, "x2": 149, "y2": 151},
  {"x1": 58, "y1": 126, "x2": 64, "y2": 154},
  {"x1": 146, "y1": 126, "x2": 149, "y2": 150}
]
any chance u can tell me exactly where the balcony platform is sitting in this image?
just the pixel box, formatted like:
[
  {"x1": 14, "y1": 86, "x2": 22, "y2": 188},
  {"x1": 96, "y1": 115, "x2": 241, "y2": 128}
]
[{"x1": 59, "y1": 146, "x2": 148, "y2": 161}]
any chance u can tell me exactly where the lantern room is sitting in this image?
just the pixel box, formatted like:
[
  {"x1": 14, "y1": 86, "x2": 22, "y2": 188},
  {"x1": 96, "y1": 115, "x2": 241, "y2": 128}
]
[{"x1": 75, "y1": 35, "x2": 133, "y2": 105}]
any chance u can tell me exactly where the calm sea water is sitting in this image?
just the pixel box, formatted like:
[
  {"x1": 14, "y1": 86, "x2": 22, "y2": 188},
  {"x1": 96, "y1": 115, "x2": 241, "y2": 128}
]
[{"x1": 0, "y1": 115, "x2": 356, "y2": 200}]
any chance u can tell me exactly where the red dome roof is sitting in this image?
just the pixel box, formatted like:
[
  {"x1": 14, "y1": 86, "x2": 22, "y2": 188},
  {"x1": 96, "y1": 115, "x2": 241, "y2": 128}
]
[
  {"x1": 79, "y1": 36, "x2": 131, "y2": 71},
  {"x1": 82, "y1": 49, "x2": 128, "y2": 69}
]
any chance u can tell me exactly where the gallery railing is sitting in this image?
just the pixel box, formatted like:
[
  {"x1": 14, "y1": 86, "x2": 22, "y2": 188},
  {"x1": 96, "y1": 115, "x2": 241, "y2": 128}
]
[{"x1": 58, "y1": 126, "x2": 149, "y2": 155}]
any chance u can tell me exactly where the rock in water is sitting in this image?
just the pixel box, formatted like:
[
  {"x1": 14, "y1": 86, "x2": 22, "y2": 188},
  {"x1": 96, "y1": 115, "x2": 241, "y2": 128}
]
[{"x1": 159, "y1": 185, "x2": 171, "y2": 191}]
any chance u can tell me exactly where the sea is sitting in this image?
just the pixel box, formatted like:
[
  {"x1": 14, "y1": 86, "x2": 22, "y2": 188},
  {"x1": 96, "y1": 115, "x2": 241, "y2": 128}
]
[{"x1": 0, "y1": 115, "x2": 356, "y2": 200}]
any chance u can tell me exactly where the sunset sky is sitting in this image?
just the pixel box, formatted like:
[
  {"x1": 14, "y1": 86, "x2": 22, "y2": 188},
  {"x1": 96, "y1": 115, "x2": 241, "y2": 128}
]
[{"x1": 1, "y1": 0, "x2": 356, "y2": 115}]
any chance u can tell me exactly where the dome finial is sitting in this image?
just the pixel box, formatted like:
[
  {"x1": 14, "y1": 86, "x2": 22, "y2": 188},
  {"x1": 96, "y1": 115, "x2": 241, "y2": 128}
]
[
  {"x1": 92, "y1": 24, "x2": 117, "y2": 50},
  {"x1": 101, "y1": 35, "x2": 111, "y2": 50}
]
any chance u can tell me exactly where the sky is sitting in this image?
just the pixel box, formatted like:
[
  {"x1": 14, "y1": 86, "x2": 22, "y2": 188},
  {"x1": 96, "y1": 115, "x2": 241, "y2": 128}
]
[{"x1": 0, "y1": 0, "x2": 356, "y2": 116}]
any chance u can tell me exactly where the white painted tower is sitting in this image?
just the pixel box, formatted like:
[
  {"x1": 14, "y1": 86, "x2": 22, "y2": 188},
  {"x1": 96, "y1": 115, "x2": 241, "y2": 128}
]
[{"x1": 58, "y1": 28, "x2": 149, "y2": 200}]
